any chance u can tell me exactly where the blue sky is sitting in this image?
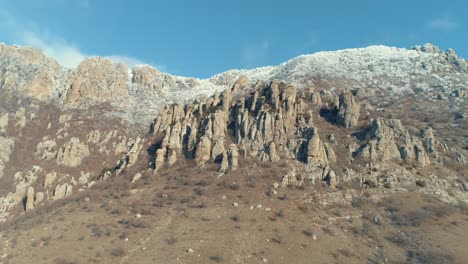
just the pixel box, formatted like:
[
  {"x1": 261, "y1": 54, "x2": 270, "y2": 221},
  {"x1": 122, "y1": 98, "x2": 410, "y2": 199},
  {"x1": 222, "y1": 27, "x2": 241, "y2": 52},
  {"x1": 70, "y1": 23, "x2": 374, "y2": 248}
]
[{"x1": 0, "y1": 0, "x2": 466, "y2": 78}]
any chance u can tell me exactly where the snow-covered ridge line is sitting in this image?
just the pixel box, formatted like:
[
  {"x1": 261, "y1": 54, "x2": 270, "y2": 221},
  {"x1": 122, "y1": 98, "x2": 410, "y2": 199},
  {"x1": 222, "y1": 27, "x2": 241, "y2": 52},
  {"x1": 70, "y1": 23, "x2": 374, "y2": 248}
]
[{"x1": 0, "y1": 43, "x2": 466, "y2": 126}]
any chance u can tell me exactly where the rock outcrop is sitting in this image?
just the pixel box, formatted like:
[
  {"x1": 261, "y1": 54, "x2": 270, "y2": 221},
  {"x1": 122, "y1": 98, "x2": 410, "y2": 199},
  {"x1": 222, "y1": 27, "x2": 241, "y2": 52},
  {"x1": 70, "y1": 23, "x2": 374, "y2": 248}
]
[
  {"x1": 0, "y1": 136, "x2": 14, "y2": 178},
  {"x1": 25, "y1": 187, "x2": 35, "y2": 212},
  {"x1": 337, "y1": 89, "x2": 360, "y2": 128},
  {"x1": 56, "y1": 137, "x2": 90, "y2": 167},
  {"x1": 148, "y1": 79, "x2": 334, "y2": 179},
  {"x1": 132, "y1": 66, "x2": 164, "y2": 96},
  {"x1": 35, "y1": 139, "x2": 58, "y2": 160},
  {"x1": 0, "y1": 113, "x2": 8, "y2": 134},
  {"x1": 0, "y1": 44, "x2": 62, "y2": 101},
  {"x1": 65, "y1": 58, "x2": 130, "y2": 106},
  {"x1": 354, "y1": 118, "x2": 433, "y2": 166}
]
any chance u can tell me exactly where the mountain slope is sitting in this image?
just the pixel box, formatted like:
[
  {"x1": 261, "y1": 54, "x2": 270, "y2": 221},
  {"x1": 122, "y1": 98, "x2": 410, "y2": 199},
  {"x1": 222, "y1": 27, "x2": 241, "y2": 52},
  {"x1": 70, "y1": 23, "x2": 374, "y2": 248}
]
[{"x1": 0, "y1": 43, "x2": 466, "y2": 264}]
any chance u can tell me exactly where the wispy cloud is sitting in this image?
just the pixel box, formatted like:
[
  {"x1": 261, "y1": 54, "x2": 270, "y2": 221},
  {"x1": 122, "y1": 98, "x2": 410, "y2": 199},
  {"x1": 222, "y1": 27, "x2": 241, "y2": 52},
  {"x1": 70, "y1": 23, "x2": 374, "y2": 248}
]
[
  {"x1": 427, "y1": 15, "x2": 457, "y2": 31},
  {"x1": 0, "y1": 7, "x2": 164, "y2": 70},
  {"x1": 242, "y1": 40, "x2": 270, "y2": 68},
  {"x1": 20, "y1": 31, "x2": 86, "y2": 68}
]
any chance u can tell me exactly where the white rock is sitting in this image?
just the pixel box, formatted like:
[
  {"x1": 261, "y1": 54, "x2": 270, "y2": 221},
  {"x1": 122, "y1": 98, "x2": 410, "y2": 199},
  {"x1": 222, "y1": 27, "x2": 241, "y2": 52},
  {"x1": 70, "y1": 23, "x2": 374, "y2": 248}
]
[
  {"x1": 233, "y1": 202, "x2": 239, "y2": 207},
  {"x1": 131, "y1": 173, "x2": 142, "y2": 183},
  {"x1": 187, "y1": 248, "x2": 194, "y2": 253}
]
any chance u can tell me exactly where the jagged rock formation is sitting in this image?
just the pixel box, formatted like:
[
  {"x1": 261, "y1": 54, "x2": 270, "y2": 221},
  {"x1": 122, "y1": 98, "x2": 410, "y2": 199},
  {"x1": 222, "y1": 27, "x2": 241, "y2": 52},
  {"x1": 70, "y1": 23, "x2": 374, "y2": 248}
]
[
  {"x1": 65, "y1": 58, "x2": 130, "y2": 106},
  {"x1": 34, "y1": 139, "x2": 57, "y2": 160},
  {"x1": 0, "y1": 42, "x2": 466, "y2": 222},
  {"x1": 0, "y1": 136, "x2": 14, "y2": 179},
  {"x1": 0, "y1": 44, "x2": 63, "y2": 101},
  {"x1": 25, "y1": 187, "x2": 34, "y2": 212},
  {"x1": 56, "y1": 137, "x2": 90, "y2": 167},
  {"x1": 0, "y1": 113, "x2": 8, "y2": 133},
  {"x1": 353, "y1": 118, "x2": 440, "y2": 166},
  {"x1": 132, "y1": 65, "x2": 164, "y2": 96},
  {"x1": 149, "y1": 78, "x2": 335, "y2": 179},
  {"x1": 337, "y1": 89, "x2": 360, "y2": 128}
]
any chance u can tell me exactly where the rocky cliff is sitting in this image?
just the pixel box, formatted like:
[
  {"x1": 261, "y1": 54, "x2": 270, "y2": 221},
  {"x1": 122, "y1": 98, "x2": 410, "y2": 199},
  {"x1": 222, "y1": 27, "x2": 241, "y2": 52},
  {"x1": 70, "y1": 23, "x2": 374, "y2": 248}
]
[{"x1": 0, "y1": 43, "x2": 466, "y2": 221}]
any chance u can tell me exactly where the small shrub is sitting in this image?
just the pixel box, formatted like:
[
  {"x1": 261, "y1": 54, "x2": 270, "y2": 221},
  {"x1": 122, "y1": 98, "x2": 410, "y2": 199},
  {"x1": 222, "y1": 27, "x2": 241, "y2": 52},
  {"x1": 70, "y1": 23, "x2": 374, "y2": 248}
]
[
  {"x1": 338, "y1": 249, "x2": 354, "y2": 257},
  {"x1": 209, "y1": 255, "x2": 224, "y2": 262},
  {"x1": 271, "y1": 236, "x2": 282, "y2": 244},
  {"x1": 322, "y1": 227, "x2": 335, "y2": 236},
  {"x1": 298, "y1": 205, "x2": 308, "y2": 213},
  {"x1": 110, "y1": 246, "x2": 125, "y2": 257},
  {"x1": 193, "y1": 187, "x2": 205, "y2": 196},
  {"x1": 278, "y1": 194, "x2": 288, "y2": 201},
  {"x1": 231, "y1": 215, "x2": 240, "y2": 222},
  {"x1": 229, "y1": 182, "x2": 240, "y2": 191},
  {"x1": 416, "y1": 180, "x2": 427, "y2": 188},
  {"x1": 165, "y1": 237, "x2": 177, "y2": 245},
  {"x1": 275, "y1": 210, "x2": 284, "y2": 219},
  {"x1": 195, "y1": 180, "x2": 208, "y2": 186},
  {"x1": 302, "y1": 229, "x2": 314, "y2": 237}
]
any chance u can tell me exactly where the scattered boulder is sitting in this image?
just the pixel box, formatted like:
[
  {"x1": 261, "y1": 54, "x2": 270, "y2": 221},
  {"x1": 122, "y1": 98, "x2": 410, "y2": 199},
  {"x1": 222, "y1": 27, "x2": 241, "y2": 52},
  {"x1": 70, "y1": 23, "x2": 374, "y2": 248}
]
[{"x1": 132, "y1": 173, "x2": 142, "y2": 183}]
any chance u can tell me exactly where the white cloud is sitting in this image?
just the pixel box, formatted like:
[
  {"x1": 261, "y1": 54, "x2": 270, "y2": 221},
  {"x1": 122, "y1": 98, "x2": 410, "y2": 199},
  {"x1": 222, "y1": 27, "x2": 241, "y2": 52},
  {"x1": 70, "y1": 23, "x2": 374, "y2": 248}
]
[
  {"x1": 242, "y1": 40, "x2": 269, "y2": 68},
  {"x1": 18, "y1": 31, "x2": 156, "y2": 69},
  {"x1": 427, "y1": 16, "x2": 457, "y2": 31},
  {"x1": 20, "y1": 31, "x2": 86, "y2": 68},
  {"x1": 0, "y1": 8, "x2": 164, "y2": 70}
]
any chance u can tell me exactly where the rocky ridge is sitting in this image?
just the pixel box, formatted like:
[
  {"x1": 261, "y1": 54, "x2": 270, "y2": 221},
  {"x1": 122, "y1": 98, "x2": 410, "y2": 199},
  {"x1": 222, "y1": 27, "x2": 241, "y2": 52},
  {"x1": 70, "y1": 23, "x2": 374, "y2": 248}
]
[
  {"x1": 0, "y1": 43, "x2": 466, "y2": 221},
  {"x1": 145, "y1": 76, "x2": 465, "y2": 200}
]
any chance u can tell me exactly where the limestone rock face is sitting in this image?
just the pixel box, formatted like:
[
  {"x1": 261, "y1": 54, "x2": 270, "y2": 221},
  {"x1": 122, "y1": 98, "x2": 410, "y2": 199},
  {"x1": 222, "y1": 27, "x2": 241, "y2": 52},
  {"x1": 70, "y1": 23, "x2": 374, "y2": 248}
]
[
  {"x1": 337, "y1": 90, "x2": 360, "y2": 128},
  {"x1": 25, "y1": 187, "x2": 35, "y2": 212},
  {"x1": 44, "y1": 172, "x2": 58, "y2": 189},
  {"x1": 0, "y1": 136, "x2": 14, "y2": 178},
  {"x1": 219, "y1": 152, "x2": 229, "y2": 173},
  {"x1": 53, "y1": 183, "x2": 73, "y2": 200},
  {"x1": 195, "y1": 136, "x2": 212, "y2": 165},
  {"x1": 65, "y1": 58, "x2": 130, "y2": 106},
  {"x1": 305, "y1": 131, "x2": 328, "y2": 167},
  {"x1": 232, "y1": 75, "x2": 250, "y2": 91},
  {"x1": 148, "y1": 80, "x2": 331, "y2": 173},
  {"x1": 0, "y1": 113, "x2": 8, "y2": 133},
  {"x1": 227, "y1": 144, "x2": 239, "y2": 171},
  {"x1": 282, "y1": 169, "x2": 300, "y2": 187},
  {"x1": 0, "y1": 44, "x2": 62, "y2": 100},
  {"x1": 34, "y1": 139, "x2": 57, "y2": 160},
  {"x1": 35, "y1": 192, "x2": 44, "y2": 205},
  {"x1": 56, "y1": 137, "x2": 90, "y2": 167},
  {"x1": 355, "y1": 118, "x2": 431, "y2": 166},
  {"x1": 132, "y1": 65, "x2": 163, "y2": 96},
  {"x1": 0, "y1": 166, "x2": 41, "y2": 219},
  {"x1": 266, "y1": 142, "x2": 280, "y2": 162}
]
